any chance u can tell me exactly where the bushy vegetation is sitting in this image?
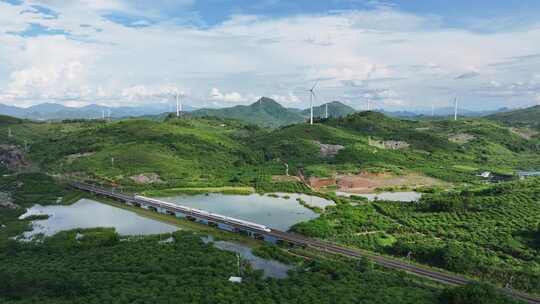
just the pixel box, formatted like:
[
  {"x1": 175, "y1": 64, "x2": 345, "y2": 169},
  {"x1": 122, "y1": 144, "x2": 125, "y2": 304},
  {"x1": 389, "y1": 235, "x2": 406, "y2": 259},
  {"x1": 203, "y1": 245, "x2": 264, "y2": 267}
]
[
  {"x1": 439, "y1": 283, "x2": 521, "y2": 304},
  {"x1": 294, "y1": 179, "x2": 540, "y2": 293},
  {"x1": 0, "y1": 226, "x2": 456, "y2": 304}
]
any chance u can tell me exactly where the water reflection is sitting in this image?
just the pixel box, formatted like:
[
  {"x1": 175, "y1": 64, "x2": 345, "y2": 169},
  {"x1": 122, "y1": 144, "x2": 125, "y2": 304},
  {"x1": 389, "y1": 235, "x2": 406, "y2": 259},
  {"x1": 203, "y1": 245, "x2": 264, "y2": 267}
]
[
  {"x1": 160, "y1": 193, "x2": 334, "y2": 231},
  {"x1": 20, "y1": 199, "x2": 178, "y2": 239},
  {"x1": 211, "y1": 239, "x2": 292, "y2": 279}
]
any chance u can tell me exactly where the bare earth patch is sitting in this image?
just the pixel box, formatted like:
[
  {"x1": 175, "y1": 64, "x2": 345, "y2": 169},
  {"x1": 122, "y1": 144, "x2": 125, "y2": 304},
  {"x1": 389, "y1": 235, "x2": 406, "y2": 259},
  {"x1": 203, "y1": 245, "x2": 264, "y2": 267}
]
[
  {"x1": 314, "y1": 141, "x2": 345, "y2": 158},
  {"x1": 0, "y1": 145, "x2": 29, "y2": 171},
  {"x1": 368, "y1": 138, "x2": 409, "y2": 150},
  {"x1": 0, "y1": 192, "x2": 18, "y2": 209},
  {"x1": 65, "y1": 152, "x2": 95, "y2": 164},
  {"x1": 130, "y1": 173, "x2": 164, "y2": 185},
  {"x1": 510, "y1": 128, "x2": 539, "y2": 140},
  {"x1": 272, "y1": 175, "x2": 301, "y2": 182},
  {"x1": 310, "y1": 172, "x2": 446, "y2": 193},
  {"x1": 448, "y1": 133, "x2": 476, "y2": 144}
]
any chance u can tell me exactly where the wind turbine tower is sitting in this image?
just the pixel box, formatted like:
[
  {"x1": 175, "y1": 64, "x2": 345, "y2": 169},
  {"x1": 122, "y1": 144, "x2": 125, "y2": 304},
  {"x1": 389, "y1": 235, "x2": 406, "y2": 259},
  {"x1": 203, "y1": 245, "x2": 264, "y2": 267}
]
[
  {"x1": 325, "y1": 103, "x2": 328, "y2": 119},
  {"x1": 454, "y1": 97, "x2": 458, "y2": 121},
  {"x1": 175, "y1": 91, "x2": 184, "y2": 118},
  {"x1": 307, "y1": 80, "x2": 319, "y2": 125}
]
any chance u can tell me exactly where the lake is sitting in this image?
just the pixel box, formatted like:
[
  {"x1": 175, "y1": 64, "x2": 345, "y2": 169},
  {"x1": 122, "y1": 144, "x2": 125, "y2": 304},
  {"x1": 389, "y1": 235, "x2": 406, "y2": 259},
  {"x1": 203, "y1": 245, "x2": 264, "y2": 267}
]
[
  {"x1": 336, "y1": 191, "x2": 422, "y2": 202},
  {"x1": 201, "y1": 235, "x2": 292, "y2": 279},
  {"x1": 19, "y1": 199, "x2": 178, "y2": 240},
  {"x1": 159, "y1": 192, "x2": 335, "y2": 231}
]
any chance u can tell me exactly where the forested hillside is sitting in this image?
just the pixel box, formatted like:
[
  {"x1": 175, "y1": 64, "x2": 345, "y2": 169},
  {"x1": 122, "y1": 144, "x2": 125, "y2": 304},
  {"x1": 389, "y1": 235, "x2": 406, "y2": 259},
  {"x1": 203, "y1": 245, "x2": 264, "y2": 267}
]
[{"x1": 487, "y1": 105, "x2": 540, "y2": 129}]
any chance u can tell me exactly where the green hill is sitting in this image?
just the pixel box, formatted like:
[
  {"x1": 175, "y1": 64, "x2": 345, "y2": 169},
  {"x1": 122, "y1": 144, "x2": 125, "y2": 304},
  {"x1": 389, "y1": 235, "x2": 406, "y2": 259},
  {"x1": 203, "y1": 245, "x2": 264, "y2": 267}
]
[
  {"x1": 249, "y1": 111, "x2": 540, "y2": 181},
  {"x1": 487, "y1": 105, "x2": 540, "y2": 129},
  {"x1": 301, "y1": 101, "x2": 356, "y2": 119},
  {"x1": 192, "y1": 97, "x2": 305, "y2": 127},
  {"x1": 0, "y1": 115, "x2": 23, "y2": 125},
  {"x1": 1, "y1": 110, "x2": 539, "y2": 187}
]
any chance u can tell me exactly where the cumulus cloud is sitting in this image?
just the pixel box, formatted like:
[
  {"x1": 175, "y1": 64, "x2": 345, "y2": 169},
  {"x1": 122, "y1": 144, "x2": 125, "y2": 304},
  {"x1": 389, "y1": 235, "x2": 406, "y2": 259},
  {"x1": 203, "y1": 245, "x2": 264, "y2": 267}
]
[
  {"x1": 209, "y1": 88, "x2": 248, "y2": 103},
  {"x1": 270, "y1": 93, "x2": 301, "y2": 105},
  {"x1": 0, "y1": 1, "x2": 539, "y2": 110}
]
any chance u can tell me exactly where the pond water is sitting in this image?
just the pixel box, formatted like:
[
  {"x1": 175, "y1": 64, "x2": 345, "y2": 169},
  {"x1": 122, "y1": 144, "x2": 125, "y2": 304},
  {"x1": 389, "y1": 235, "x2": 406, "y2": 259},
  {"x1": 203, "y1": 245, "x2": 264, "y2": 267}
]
[
  {"x1": 202, "y1": 236, "x2": 292, "y2": 279},
  {"x1": 20, "y1": 199, "x2": 178, "y2": 239},
  {"x1": 336, "y1": 191, "x2": 422, "y2": 202},
  {"x1": 159, "y1": 193, "x2": 335, "y2": 231}
]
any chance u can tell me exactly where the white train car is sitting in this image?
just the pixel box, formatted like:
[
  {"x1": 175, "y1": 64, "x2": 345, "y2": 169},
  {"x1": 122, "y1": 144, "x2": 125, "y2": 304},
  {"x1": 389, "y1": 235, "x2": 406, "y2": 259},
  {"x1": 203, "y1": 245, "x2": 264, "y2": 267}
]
[{"x1": 134, "y1": 195, "x2": 271, "y2": 233}]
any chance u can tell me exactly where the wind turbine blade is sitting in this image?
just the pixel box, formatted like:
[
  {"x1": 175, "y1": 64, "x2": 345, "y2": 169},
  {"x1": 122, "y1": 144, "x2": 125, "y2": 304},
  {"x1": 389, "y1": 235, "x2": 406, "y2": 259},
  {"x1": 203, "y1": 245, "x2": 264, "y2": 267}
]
[{"x1": 311, "y1": 79, "x2": 320, "y2": 91}]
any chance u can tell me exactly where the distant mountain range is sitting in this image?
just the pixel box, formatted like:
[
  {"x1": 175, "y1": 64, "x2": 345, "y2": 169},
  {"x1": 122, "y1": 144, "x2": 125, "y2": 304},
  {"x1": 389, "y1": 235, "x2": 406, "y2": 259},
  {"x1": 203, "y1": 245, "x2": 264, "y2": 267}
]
[
  {"x1": 0, "y1": 102, "x2": 196, "y2": 121},
  {"x1": 0, "y1": 98, "x2": 532, "y2": 126}
]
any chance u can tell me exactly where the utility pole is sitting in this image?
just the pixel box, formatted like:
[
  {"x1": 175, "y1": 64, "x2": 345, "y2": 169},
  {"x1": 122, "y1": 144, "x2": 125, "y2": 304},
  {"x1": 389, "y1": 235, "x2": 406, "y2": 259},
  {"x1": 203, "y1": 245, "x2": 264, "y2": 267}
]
[
  {"x1": 237, "y1": 253, "x2": 242, "y2": 276},
  {"x1": 23, "y1": 140, "x2": 28, "y2": 152}
]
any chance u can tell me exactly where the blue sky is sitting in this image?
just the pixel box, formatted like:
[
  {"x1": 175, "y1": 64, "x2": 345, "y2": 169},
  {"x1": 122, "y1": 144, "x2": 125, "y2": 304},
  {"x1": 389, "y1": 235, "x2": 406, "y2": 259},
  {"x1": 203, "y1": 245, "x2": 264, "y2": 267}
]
[{"x1": 0, "y1": 0, "x2": 539, "y2": 110}]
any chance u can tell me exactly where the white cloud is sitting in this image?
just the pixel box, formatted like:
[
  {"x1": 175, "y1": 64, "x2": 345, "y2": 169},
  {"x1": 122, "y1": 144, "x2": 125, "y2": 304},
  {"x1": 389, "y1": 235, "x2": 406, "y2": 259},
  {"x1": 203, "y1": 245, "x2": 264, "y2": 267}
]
[
  {"x1": 209, "y1": 88, "x2": 248, "y2": 103},
  {"x1": 0, "y1": 1, "x2": 539, "y2": 110},
  {"x1": 270, "y1": 93, "x2": 301, "y2": 105}
]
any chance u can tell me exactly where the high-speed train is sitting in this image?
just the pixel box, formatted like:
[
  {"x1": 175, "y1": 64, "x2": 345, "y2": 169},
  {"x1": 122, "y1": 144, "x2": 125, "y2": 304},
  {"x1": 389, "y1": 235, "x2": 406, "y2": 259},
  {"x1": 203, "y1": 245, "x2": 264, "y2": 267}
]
[{"x1": 134, "y1": 195, "x2": 272, "y2": 233}]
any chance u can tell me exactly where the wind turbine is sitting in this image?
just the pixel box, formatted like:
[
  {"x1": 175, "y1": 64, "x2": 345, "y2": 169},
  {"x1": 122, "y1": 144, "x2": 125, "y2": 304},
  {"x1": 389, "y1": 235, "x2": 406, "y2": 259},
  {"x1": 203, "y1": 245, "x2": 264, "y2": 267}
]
[
  {"x1": 307, "y1": 80, "x2": 319, "y2": 125},
  {"x1": 453, "y1": 97, "x2": 458, "y2": 121},
  {"x1": 174, "y1": 90, "x2": 184, "y2": 118},
  {"x1": 325, "y1": 103, "x2": 328, "y2": 119}
]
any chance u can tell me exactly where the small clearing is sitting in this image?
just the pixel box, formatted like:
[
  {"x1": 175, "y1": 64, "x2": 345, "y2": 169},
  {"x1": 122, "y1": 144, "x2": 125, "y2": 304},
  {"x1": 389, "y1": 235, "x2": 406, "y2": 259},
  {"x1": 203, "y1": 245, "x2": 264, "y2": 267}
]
[
  {"x1": 0, "y1": 192, "x2": 18, "y2": 209},
  {"x1": 314, "y1": 141, "x2": 345, "y2": 158},
  {"x1": 448, "y1": 133, "x2": 476, "y2": 144},
  {"x1": 510, "y1": 128, "x2": 539, "y2": 140},
  {"x1": 0, "y1": 145, "x2": 29, "y2": 171},
  {"x1": 272, "y1": 175, "x2": 301, "y2": 182},
  {"x1": 368, "y1": 138, "x2": 409, "y2": 150},
  {"x1": 65, "y1": 152, "x2": 95, "y2": 164},
  {"x1": 130, "y1": 173, "x2": 164, "y2": 184},
  {"x1": 328, "y1": 172, "x2": 445, "y2": 193}
]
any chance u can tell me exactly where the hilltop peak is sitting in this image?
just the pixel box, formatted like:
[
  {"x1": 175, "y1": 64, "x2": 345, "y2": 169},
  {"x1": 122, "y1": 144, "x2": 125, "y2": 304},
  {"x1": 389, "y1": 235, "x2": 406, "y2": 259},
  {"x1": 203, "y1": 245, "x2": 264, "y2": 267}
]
[{"x1": 251, "y1": 97, "x2": 283, "y2": 108}]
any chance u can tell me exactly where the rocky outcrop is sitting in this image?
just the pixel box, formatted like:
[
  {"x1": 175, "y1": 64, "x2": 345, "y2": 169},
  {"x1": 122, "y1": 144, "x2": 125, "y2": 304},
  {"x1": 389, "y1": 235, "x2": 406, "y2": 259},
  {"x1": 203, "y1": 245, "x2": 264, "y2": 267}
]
[
  {"x1": 448, "y1": 133, "x2": 476, "y2": 144},
  {"x1": 315, "y1": 141, "x2": 345, "y2": 158},
  {"x1": 0, "y1": 145, "x2": 29, "y2": 171},
  {"x1": 129, "y1": 173, "x2": 164, "y2": 184},
  {"x1": 369, "y1": 138, "x2": 409, "y2": 150},
  {"x1": 0, "y1": 192, "x2": 18, "y2": 209}
]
